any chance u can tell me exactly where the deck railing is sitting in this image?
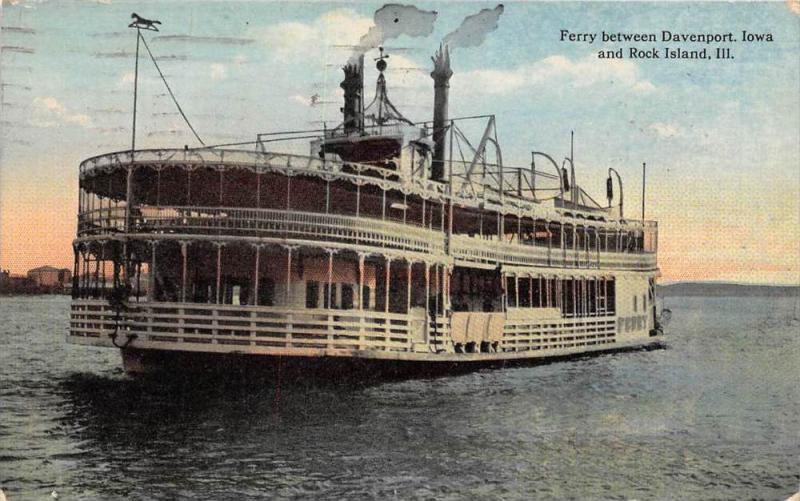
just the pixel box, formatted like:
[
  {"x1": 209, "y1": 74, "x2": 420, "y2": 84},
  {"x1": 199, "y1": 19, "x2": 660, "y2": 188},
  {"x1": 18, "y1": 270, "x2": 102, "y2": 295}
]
[
  {"x1": 70, "y1": 299, "x2": 622, "y2": 355},
  {"x1": 78, "y1": 205, "x2": 446, "y2": 255},
  {"x1": 501, "y1": 316, "x2": 617, "y2": 352},
  {"x1": 449, "y1": 234, "x2": 657, "y2": 271},
  {"x1": 77, "y1": 206, "x2": 655, "y2": 270},
  {"x1": 70, "y1": 300, "x2": 423, "y2": 353},
  {"x1": 79, "y1": 148, "x2": 403, "y2": 182}
]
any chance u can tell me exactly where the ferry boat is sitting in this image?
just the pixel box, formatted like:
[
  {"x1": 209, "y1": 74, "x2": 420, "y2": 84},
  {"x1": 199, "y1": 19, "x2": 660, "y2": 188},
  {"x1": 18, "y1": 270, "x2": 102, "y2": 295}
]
[{"x1": 68, "y1": 44, "x2": 664, "y2": 377}]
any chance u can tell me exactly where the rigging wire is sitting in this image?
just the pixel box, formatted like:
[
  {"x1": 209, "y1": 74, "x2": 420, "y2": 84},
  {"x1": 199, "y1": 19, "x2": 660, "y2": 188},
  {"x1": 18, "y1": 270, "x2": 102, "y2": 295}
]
[{"x1": 138, "y1": 32, "x2": 205, "y2": 146}]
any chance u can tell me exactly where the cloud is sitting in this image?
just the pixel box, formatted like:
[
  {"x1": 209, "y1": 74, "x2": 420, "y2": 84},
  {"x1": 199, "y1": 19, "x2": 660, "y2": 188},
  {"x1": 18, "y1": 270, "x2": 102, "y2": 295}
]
[
  {"x1": 289, "y1": 94, "x2": 312, "y2": 107},
  {"x1": 32, "y1": 96, "x2": 93, "y2": 128},
  {"x1": 455, "y1": 54, "x2": 657, "y2": 96},
  {"x1": 648, "y1": 122, "x2": 682, "y2": 139},
  {"x1": 254, "y1": 9, "x2": 372, "y2": 63},
  {"x1": 210, "y1": 63, "x2": 227, "y2": 80}
]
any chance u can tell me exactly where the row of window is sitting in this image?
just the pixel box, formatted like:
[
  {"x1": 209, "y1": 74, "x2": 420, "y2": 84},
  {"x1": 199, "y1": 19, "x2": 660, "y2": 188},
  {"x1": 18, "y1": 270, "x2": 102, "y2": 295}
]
[
  {"x1": 506, "y1": 276, "x2": 617, "y2": 318},
  {"x1": 305, "y1": 281, "x2": 370, "y2": 310}
]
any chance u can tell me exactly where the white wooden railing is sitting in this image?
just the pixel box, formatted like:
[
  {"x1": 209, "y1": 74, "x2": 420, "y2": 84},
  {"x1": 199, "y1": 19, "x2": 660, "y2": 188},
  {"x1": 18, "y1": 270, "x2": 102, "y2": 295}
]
[
  {"x1": 79, "y1": 148, "x2": 403, "y2": 182},
  {"x1": 70, "y1": 299, "x2": 623, "y2": 356},
  {"x1": 78, "y1": 205, "x2": 446, "y2": 255},
  {"x1": 449, "y1": 234, "x2": 657, "y2": 271},
  {"x1": 70, "y1": 300, "x2": 421, "y2": 353},
  {"x1": 501, "y1": 316, "x2": 617, "y2": 352}
]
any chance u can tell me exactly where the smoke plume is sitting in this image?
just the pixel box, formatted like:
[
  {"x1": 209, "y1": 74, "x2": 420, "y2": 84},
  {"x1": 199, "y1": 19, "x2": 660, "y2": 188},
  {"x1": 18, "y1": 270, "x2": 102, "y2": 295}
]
[
  {"x1": 442, "y1": 4, "x2": 504, "y2": 50},
  {"x1": 350, "y1": 4, "x2": 438, "y2": 63}
]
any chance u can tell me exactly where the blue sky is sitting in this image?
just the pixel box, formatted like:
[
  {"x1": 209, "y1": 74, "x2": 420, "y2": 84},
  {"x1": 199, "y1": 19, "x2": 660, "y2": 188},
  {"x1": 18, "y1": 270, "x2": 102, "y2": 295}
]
[{"x1": 1, "y1": 0, "x2": 799, "y2": 284}]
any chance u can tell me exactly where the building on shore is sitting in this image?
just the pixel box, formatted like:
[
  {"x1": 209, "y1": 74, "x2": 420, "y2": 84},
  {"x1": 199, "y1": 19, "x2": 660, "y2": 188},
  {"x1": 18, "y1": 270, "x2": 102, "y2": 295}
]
[{"x1": 27, "y1": 266, "x2": 72, "y2": 288}]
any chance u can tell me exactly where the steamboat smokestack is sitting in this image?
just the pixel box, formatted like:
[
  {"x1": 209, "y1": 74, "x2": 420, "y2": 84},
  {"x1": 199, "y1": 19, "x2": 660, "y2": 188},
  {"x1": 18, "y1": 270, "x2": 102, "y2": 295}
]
[
  {"x1": 430, "y1": 45, "x2": 452, "y2": 181},
  {"x1": 341, "y1": 55, "x2": 364, "y2": 134}
]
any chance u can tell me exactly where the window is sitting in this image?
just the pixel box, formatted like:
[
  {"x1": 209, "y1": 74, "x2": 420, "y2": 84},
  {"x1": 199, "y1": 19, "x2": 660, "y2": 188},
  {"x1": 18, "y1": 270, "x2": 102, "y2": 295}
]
[
  {"x1": 341, "y1": 284, "x2": 354, "y2": 310},
  {"x1": 362, "y1": 285, "x2": 371, "y2": 310},
  {"x1": 506, "y1": 277, "x2": 517, "y2": 307},
  {"x1": 607, "y1": 279, "x2": 616, "y2": 315},
  {"x1": 518, "y1": 278, "x2": 530, "y2": 307},
  {"x1": 633, "y1": 295, "x2": 638, "y2": 312},
  {"x1": 306, "y1": 281, "x2": 319, "y2": 308},
  {"x1": 258, "y1": 278, "x2": 275, "y2": 306}
]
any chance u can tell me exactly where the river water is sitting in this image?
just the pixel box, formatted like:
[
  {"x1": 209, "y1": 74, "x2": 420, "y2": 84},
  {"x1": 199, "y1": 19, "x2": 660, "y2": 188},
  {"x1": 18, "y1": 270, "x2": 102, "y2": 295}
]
[{"x1": 1, "y1": 295, "x2": 798, "y2": 500}]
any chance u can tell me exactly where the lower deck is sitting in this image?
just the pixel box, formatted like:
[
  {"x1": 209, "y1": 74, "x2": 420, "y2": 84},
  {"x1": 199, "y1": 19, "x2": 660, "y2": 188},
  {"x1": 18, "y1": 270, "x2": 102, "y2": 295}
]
[{"x1": 68, "y1": 297, "x2": 663, "y2": 374}]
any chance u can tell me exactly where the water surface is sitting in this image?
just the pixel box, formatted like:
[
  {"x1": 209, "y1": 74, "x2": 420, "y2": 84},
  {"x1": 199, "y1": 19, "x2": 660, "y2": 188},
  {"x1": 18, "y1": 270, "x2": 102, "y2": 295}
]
[{"x1": 1, "y1": 295, "x2": 798, "y2": 500}]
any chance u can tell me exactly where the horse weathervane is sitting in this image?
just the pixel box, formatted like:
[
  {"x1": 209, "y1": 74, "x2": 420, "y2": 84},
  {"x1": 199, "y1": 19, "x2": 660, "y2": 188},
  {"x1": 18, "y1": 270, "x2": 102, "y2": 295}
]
[{"x1": 129, "y1": 13, "x2": 161, "y2": 31}]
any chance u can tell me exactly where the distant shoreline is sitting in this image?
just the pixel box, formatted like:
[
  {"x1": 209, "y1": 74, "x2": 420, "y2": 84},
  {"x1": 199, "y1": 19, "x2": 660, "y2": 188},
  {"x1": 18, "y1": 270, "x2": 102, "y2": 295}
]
[{"x1": 659, "y1": 282, "x2": 799, "y2": 298}]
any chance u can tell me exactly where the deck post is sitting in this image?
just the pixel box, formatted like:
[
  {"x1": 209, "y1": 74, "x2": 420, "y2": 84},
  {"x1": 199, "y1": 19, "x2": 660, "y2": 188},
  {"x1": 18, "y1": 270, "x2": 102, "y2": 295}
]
[
  {"x1": 384, "y1": 257, "x2": 392, "y2": 314},
  {"x1": 357, "y1": 253, "x2": 366, "y2": 310},
  {"x1": 256, "y1": 172, "x2": 261, "y2": 208},
  {"x1": 327, "y1": 249, "x2": 335, "y2": 308},
  {"x1": 357, "y1": 252, "x2": 367, "y2": 349},
  {"x1": 93, "y1": 245, "x2": 101, "y2": 297},
  {"x1": 442, "y1": 266, "x2": 453, "y2": 313},
  {"x1": 252, "y1": 244, "x2": 261, "y2": 306},
  {"x1": 406, "y1": 260, "x2": 412, "y2": 313},
  {"x1": 355, "y1": 183, "x2": 360, "y2": 218},
  {"x1": 381, "y1": 182, "x2": 386, "y2": 220},
  {"x1": 156, "y1": 167, "x2": 161, "y2": 206},
  {"x1": 327, "y1": 248, "x2": 336, "y2": 348},
  {"x1": 219, "y1": 169, "x2": 224, "y2": 205},
  {"x1": 285, "y1": 246, "x2": 293, "y2": 305},
  {"x1": 186, "y1": 170, "x2": 192, "y2": 205},
  {"x1": 148, "y1": 240, "x2": 157, "y2": 302},
  {"x1": 424, "y1": 262, "x2": 431, "y2": 343},
  {"x1": 573, "y1": 226, "x2": 578, "y2": 267},
  {"x1": 180, "y1": 241, "x2": 188, "y2": 303},
  {"x1": 434, "y1": 263, "x2": 440, "y2": 315},
  {"x1": 215, "y1": 242, "x2": 223, "y2": 304},
  {"x1": 325, "y1": 180, "x2": 330, "y2": 214}
]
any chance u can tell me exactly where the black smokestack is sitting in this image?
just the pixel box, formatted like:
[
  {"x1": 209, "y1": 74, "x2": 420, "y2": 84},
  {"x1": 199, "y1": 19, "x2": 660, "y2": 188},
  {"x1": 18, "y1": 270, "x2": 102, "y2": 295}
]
[
  {"x1": 341, "y1": 55, "x2": 364, "y2": 134},
  {"x1": 430, "y1": 45, "x2": 452, "y2": 181}
]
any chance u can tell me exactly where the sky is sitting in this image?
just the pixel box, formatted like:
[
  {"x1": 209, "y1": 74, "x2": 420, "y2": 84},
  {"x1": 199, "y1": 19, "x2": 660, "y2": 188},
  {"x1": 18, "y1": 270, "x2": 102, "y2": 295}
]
[{"x1": 0, "y1": 0, "x2": 798, "y2": 285}]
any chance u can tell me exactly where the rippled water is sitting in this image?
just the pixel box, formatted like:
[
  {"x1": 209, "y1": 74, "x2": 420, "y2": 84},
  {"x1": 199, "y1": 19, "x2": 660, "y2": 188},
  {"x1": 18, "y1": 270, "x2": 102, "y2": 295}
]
[{"x1": 1, "y1": 295, "x2": 798, "y2": 500}]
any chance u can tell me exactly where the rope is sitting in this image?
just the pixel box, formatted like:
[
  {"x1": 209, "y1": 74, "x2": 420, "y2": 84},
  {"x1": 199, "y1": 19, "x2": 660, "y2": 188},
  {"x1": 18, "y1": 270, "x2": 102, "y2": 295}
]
[{"x1": 138, "y1": 32, "x2": 205, "y2": 146}]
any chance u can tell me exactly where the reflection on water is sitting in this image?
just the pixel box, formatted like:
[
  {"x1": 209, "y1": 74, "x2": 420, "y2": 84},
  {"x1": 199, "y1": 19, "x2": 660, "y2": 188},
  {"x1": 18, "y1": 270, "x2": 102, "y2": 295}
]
[{"x1": 1, "y1": 295, "x2": 798, "y2": 500}]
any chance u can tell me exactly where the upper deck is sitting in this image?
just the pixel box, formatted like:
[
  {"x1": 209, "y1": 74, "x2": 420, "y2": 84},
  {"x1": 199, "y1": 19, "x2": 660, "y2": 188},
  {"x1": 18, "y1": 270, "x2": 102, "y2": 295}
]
[{"x1": 76, "y1": 147, "x2": 657, "y2": 272}]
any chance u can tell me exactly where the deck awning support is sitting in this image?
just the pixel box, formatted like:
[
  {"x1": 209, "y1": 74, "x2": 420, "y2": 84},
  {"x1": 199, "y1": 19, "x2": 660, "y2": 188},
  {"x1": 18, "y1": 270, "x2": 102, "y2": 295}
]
[
  {"x1": 180, "y1": 241, "x2": 188, "y2": 303},
  {"x1": 357, "y1": 253, "x2": 366, "y2": 310},
  {"x1": 327, "y1": 249, "x2": 336, "y2": 308},
  {"x1": 148, "y1": 240, "x2": 158, "y2": 302},
  {"x1": 214, "y1": 242, "x2": 224, "y2": 304},
  {"x1": 384, "y1": 257, "x2": 392, "y2": 314},
  {"x1": 406, "y1": 260, "x2": 412, "y2": 313},
  {"x1": 252, "y1": 244, "x2": 262, "y2": 306}
]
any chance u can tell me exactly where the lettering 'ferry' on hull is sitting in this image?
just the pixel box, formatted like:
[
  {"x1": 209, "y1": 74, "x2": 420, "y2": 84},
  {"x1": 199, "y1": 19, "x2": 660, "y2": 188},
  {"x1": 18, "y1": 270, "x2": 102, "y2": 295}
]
[{"x1": 68, "y1": 39, "x2": 667, "y2": 378}]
